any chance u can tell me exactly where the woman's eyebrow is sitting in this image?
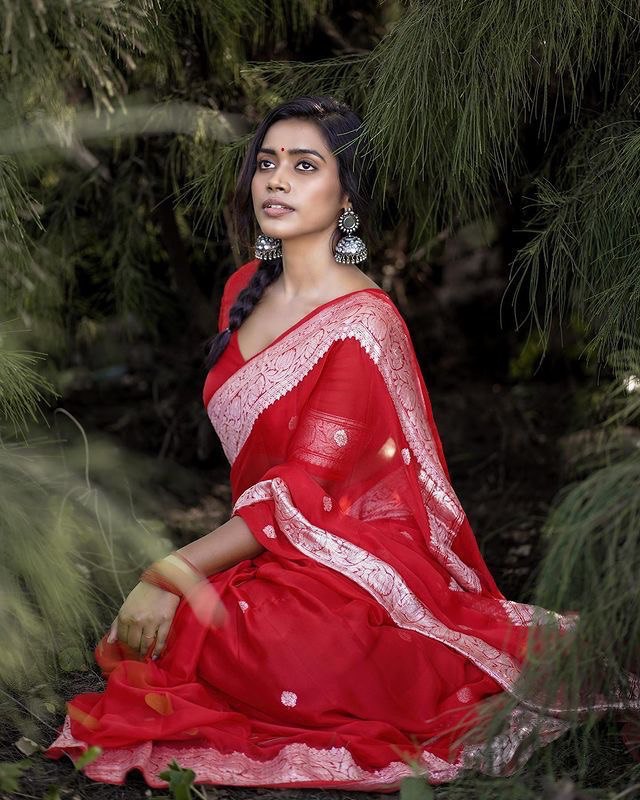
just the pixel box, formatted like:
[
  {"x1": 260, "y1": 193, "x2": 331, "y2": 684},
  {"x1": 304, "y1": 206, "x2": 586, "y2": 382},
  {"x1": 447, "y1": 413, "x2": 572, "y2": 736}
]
[{"x1": 258, "y1": 147, "x2": 326, "y2": 163}]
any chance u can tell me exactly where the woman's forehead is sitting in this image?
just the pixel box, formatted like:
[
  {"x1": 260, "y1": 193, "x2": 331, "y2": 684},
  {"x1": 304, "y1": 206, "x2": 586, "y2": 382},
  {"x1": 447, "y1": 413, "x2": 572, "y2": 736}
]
[{"x1": 263, "y1": 119, "x2": 328, "y2": 153}]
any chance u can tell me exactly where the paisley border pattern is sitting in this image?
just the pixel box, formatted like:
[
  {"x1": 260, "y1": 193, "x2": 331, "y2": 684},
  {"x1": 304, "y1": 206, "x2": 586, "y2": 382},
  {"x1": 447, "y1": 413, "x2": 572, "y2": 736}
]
[
  {"x1": 208, "y1": 292, "x2": 477, "y2": 589},
  {"x1": 234, "y1": 477, "x2": 640, "y2": 715},
  {"x1": 48, "y1": 703, "x2": 570, "y2": 789},
  {"x1": 233, "y1": 479, "x2": 522, "y2": 693}
]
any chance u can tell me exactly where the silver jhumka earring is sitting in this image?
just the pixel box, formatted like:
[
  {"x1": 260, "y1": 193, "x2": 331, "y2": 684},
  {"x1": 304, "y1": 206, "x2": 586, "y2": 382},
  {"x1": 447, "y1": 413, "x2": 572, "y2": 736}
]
[
  {"x1": 333, "y1": 207, "x2": 367, "y2": 264},
  {"x1": 254, "y1": 233, "x2": 282, "y2": 260}
]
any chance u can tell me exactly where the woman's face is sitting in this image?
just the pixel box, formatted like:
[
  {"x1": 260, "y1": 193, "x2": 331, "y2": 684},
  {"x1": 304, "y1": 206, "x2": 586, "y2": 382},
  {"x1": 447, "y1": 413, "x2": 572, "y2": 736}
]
[{"x1": 251, "y1": 118, "x2": 349, "y2": 242}]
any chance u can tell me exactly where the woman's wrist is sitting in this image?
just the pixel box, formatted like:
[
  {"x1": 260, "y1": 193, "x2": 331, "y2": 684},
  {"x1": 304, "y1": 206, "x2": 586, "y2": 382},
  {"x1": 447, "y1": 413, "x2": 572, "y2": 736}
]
[
  {"x1": 139, "y1": 551, "x2": 204, "y2": 597},
  {"x1": 171, "y1": 550, "x2": 203, "y2": 575}
]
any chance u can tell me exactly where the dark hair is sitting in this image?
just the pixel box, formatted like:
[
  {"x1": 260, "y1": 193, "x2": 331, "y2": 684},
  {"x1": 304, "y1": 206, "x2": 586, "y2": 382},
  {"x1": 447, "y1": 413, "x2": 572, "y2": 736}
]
[{"x1": 204, "y1": 95, "x2": 374, "y2": 371}]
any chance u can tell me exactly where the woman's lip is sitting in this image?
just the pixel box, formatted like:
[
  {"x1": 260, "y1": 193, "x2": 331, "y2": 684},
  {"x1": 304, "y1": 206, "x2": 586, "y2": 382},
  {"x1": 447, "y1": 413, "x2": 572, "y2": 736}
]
[{"x1": 262, "y1": 206, "x2": 295, "y2": 217}]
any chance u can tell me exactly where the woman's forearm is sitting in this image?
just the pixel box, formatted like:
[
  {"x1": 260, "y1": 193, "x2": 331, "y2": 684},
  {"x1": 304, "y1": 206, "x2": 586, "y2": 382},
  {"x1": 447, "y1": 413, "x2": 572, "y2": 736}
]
[{"x1": 174, "y1": 514, "x2": 265, "y2": 577}]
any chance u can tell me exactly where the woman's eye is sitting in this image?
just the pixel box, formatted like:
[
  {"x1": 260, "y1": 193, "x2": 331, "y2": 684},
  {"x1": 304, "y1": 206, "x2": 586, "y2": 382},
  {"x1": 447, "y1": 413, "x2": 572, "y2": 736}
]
[{"x1": 256, "y1": 159, "x2": 315, "y2": 171}]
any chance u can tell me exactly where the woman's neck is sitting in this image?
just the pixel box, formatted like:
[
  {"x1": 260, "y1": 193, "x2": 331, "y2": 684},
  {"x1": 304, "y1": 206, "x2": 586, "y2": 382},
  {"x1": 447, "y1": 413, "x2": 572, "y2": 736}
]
[{"x1": 278, "y1": 236, "x2": 344, "y2": 300}]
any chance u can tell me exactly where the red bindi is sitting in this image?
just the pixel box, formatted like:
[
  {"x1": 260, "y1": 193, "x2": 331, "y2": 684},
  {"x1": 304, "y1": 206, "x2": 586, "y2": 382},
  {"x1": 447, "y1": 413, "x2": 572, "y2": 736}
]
[{"x1": 281, "y1": 147, "x2": 285, "y2": 151}]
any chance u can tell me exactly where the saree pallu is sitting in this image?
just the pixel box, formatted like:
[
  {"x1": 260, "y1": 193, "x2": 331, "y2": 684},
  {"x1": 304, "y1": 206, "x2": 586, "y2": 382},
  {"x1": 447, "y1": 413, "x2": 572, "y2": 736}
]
[{"x1": 45, "y1": 260, "x2": 639, "y2": 790}]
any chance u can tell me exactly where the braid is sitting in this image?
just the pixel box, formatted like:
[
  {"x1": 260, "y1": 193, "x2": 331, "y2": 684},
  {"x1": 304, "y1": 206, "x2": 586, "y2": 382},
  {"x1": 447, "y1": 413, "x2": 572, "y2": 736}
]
[{"x1": 204, "y1": 258, "x2": 284, "y2": 371}]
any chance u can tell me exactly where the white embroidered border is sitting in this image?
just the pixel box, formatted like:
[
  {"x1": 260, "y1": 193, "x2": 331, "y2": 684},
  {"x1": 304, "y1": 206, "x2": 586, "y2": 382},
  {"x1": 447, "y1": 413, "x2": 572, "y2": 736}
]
[
  {"x1": 209, "y1": 293, "x2": 473, "y2": 588},
  {"x1": 233, "y1": 477, "x2": 640, "y2": 716},
  {"x1": 49, "y1": 714, "x2": 462, "y2": 788},
  {"x1": 233, "y1": 478, "x2": 523, "y2": 691},
  {"x1": 48, "y1": 702, "x2": 570, "y2": 788},
  {"x1": 499, "y1": 599, "x2": 578, "y2": 632}
]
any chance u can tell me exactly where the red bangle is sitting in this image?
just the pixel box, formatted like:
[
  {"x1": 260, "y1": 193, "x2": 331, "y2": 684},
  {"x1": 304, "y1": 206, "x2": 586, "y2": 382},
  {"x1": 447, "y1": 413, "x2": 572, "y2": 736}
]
[
  {"x1": 139, "y1": 567, "x2": 183, "y2": 597},
  {"x1": 172, "y1": 550, "x2": 205, "y2": 579}
]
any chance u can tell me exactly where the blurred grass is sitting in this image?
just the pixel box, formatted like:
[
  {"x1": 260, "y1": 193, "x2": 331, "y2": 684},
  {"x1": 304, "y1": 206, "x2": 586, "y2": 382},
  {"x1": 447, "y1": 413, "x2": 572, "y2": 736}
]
[{"x1": 0, "y1": 412, "x2": 174, "y2": 734}]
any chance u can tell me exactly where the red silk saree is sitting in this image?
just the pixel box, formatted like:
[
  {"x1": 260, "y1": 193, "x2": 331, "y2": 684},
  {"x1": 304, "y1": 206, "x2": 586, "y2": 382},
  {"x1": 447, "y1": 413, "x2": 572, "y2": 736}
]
[{"x1": 45, "y1": 259, "x2": 636, "y2": 790}]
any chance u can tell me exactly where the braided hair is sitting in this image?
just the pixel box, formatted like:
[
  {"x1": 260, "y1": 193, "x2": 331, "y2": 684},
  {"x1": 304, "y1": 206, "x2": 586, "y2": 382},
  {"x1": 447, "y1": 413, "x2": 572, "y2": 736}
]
[
  {"x1": 205, "y1": 95, "x2": 374, "y2": 372},
  {"x1": 205, "y1": 258, "x2": 283, "y2": 369}
]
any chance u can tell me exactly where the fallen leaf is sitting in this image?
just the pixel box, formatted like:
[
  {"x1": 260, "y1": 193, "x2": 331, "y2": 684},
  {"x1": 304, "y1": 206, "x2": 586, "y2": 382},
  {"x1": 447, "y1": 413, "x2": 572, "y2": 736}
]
[{"x1": 15, "y1": 737, "x2": 41, "y2": 756}]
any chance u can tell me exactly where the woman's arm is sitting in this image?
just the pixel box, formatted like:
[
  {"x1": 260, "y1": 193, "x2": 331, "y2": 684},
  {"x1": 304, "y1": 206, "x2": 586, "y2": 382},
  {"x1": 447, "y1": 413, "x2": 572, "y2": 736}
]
[
  {"x1": 175, "y1": 514, "x2": 266, "y2": 577},
  {"x1": 108, "y1": 516, "x2": 264, "y2": 659}
]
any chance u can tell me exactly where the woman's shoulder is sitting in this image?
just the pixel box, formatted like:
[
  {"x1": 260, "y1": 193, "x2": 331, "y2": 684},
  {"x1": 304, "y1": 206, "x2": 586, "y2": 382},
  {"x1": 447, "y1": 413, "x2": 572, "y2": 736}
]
[
  {"x1": 224, "y1": 258, "x2": 261, "y2": 298},
  {"x1": 319, "y1": 271, "x2": 399, "y2": 329},
  {"x1": 334, "y1": 266, "x2": 382, "y2": 293}
]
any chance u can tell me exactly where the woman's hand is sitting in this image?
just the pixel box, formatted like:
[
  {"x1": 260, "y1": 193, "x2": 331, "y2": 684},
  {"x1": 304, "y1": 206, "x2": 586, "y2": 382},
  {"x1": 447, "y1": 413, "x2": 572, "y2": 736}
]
[{"x1": 107, "y1": 582, "x2": 181, "y2": 659}]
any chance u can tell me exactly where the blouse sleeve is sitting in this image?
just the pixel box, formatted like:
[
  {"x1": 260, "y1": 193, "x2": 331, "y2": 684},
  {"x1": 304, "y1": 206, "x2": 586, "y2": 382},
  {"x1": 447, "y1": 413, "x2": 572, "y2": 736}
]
[
  {"x1": 217, "y1": 290, "x2": 227, "y2": 333},
  {"x1": 217, "y1": 273, "x2": 234, "y2": 333},
  {"x1": 217, "y1": 259, "x2": 261, "y2": 333}
]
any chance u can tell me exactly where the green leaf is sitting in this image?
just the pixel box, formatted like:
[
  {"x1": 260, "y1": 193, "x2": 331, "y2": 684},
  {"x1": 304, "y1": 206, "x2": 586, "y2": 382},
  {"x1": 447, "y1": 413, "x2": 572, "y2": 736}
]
[
  {"x1": 399, "y1": 775, "x2": 433, "y2": 800},
  {"x1": 58, "y1": 645, "x2": 87, "y2": 672},
  {"x1": 73, "y1": 746, "x2": 103, "y2": 771},
  {"x1": 0, "y1": 759, "x2": 31, "y2": 792},
  {"x1": 158, "y1": 759, "x2": 196, "y2": 800}
]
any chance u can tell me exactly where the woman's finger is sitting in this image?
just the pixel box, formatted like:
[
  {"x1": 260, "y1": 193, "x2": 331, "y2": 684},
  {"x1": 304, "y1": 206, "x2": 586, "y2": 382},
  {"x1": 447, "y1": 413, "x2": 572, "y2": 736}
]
[
  {"x1": 126, "y1": 622, "x2": 143, "y2": 652},
  {"x1": 139, "y1": 629, "x2": 157, "y2": 657},
  {"x1": 118, "y1": 617, "x2": 140, "y2": 651},
  {"x1": 106, "y1": 619, "x2": 118, "y2": 644},
  {"x1": 151, "y1": 620, "x2": 172, "y2": 660},
  {"x1": 116, "y1": 617, "x2": 129, "y2": 646}
]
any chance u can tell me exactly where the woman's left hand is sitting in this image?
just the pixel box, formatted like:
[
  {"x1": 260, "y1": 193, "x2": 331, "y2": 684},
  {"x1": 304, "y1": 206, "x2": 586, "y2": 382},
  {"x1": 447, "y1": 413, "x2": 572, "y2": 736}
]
[{"x1": 107, "y1": 581, "x2": 181, "y2": 659}]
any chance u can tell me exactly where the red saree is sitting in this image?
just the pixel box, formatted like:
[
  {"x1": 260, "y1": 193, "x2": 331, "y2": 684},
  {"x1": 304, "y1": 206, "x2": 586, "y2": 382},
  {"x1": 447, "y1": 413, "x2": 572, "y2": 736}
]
[{"x1": 44, "y1": 259, "x2": 635, "y2": 790}]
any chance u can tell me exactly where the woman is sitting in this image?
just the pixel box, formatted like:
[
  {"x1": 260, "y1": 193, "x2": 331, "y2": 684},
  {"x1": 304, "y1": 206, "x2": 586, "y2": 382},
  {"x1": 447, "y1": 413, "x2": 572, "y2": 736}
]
[{"x1": 44, "y1": 96, "x2": 633, "y2": 790}]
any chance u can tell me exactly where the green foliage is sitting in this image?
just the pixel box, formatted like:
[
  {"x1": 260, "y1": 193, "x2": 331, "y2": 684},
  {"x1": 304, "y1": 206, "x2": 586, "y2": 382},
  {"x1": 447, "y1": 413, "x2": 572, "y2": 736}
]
[
  {"x1": 603, "y1": 338, "x2": 640, "y2": 428},
  {"x1": 508, "y1": 331, "x2": 549, "y2": 381},
  {"x1": 0, "y1": 759, "x2": 30, "y2": 792},
  {"x1": 0, "y1": 0, "x2": 157, "y2": 113},
  {"x1": 531, "y1": 451, "x2": 640, "y2": 693},
  {"x1": 1, "y1": 2, "x2": 640, "y2": 798},
  {"x1": 0, "y1": 1, "x2": 332, "y2": 348},
  {"x1": 73, "y1": 746, "x2": 103, "y2": 771},
  {"x1": 401, "y1": 774, "x2": 434, "y2": 800},
  {"x1": 0, "y1": 336, "x2": 56, "y2": 435},
  {"x1": 0, "y1": 423, "x2": 172, "y2": 727},
  {"x1": 0, "y1": 157, "x2": 42, "y2": 306},
  {"x1": 157, "y1": 759, "x2": 203, "y2": 800},
  {"x1": 507, "y1": 120, "x2": 640, "y2": 367},
  {"x1": 180, "y1": 135, "x2": 250, "y2": 246},
  {"x1": 0, "y1": 156, "x2": 67, "y2": 354}
]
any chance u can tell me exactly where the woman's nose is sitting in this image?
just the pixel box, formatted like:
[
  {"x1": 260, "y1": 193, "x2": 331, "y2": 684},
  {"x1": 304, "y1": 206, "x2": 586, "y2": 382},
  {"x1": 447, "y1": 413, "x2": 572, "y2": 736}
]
[{"x1": 266, "y1": 167, "x2": 289, "y2": 190}]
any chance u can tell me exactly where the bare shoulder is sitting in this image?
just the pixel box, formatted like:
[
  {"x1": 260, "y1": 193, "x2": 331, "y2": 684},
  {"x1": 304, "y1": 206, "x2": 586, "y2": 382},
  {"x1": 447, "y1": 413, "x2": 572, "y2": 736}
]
[{"x1": 337, "y1": 267, "x2": 382, "y2": 292}]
